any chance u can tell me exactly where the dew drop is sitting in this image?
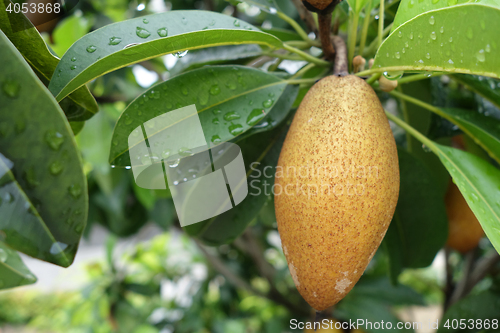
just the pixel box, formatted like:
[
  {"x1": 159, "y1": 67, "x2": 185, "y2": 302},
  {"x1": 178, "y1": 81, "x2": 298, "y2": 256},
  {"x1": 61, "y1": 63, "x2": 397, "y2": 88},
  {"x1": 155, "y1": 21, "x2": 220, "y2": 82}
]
[
  {"x1": 409, "y1": 32, "x2": 414, "y2": 40},
  {"x1": 486, "y1": 44, "x2": 491, "y2": 53},
  {"x1": 395, "y1": 52, "x2": 401, "y2": 59},
  {"x1": 86, "y1": 45, "x2": 97, "y2": 53},
  {"x1": 157, "y1": 27, "x2": 168, "y2": 37},
  {"x1": 429, "y1": 16, "x2": 435, "y2": 25},
  {"x1": 418, "y1": 32, "x2": 423, "y2": 39},
  {"x1": 178, "y1": 147, "x2": 193, "y2": 157},
  {"x1": 181, "y1": 86, "x2": 188, "y2": 95},
  {"x1": 233, "y1": 20, "x2": 240, "y2": 27},
  {"x1": 212, "y1": 109, "x2": 222, "y2": 115},
  {"x1": 449, "y1": 37, "x2": 453, "y2": 43},
  {"x1": 143, "y1": 18, "x2": 149, "y2": 24},
  {"x1": 212, "y1": 117, "x2": 220, "y2": 125},
  {"x1": 161, "y1": 149, "x2": 171, "y2": 159},
  {"x1": 209, "y1": 85, "x2": 221, "y2": 95},
  {"x1": 0, "y1": 248, "x2": 7, "y2": 263},
  {"x1": 109, "y1": 37, "x2": 122, "y2": 45},
  {"x1": 430, "y1": 32, "x2": 437, "y2": 40},
  {"x1": 229, "y1": 124, "x2": 244, "y2": 136},
  {"x1": 136, "y1": 27, "x2": 151, "y2": 38},
  {"x1": 181, "y1": 17, "x2": 188, "y2": 25},
  {"x1": 71, "y1": 57, "x2": 77, "y2": 62},
  {"x1": 466, "y1": 27, "x2": 473, "y2": 40},
  {"x1": 75, "y1": 223, "x2": 84, "y2": 233},
  {"x1": 246, "y1": 108, "x2": 266, "y2": 126},
  {"x1": 174, "y1": 50, "x2": 188, "y2": 58},
  {"x1": 45, "y1": 130, "x2": 64, "y2": 150},
  {"x1": 398, "y1": 31, "x2": 402, "y2": 38},
  {"x1": 211, "y1": 135, "x2": 221, "y2": 143},
  {"x1": 383, "y1": 71, "x2": 404, "y2": 80},
  {"x1": 2, "y1": 79, "x2": 20, "y2": 99},
  {"x1": 24, "y1": 167, "x2": 39, "y2": 188},
  {"x1": 440, "y1": 26, "x2": 444, "y2": 34},
  {"x1": 49, "y1": 161, "x2": 64, "y2": 175},
  {"x1": 224, "y1": 111, "x2": 241, "y2": 121},
  {"x1": 68, "y1": 184, "x2": 82, "y2": 199},
  {"x1": 168, "y1": 159, "x2": 180, "y2": 168},
  {"x1": 262, "y1": 99, "x2": 274, "y2": 108},
  {"x1": 426, "y1": 53, "x2": 431, "y2": 59},
  {"x1": 476, "y1": 49, "x2": 486, "y2": 62}
]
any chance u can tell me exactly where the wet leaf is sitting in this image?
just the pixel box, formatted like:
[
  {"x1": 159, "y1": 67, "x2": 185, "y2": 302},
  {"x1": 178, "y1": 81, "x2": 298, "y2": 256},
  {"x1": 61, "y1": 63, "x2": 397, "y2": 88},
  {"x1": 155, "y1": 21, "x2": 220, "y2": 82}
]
[
  {"x1": 392, "y1": 0, "x2": 500, "y2": 32},
  {"x1": 0, "y1": 31, "x2": 88, "y2": 267},
  {"x1": 453, "y1": 74, "x2": 500, "y2": 109},
  {"x1": 48, "y1": 11, "x2": 283, "y2": 101},
  {"x1": 388, "y1": 112, "x2": 500, "y2": 255},
  {"x1": 373, "y1": 4, "x2": 500, "y2": 79},
  {"x1": 109, "y1": 65, "x2": 290, "y2": 167},
  {"x1": 184, "y1": 122, "x2": 288, "y2": 244},
  {"x1": 0, "y1": 241, "x2": 37, "y2": 290},
  {"x1": 0, "y1": 0, "x2": 98, "y2": 121}
]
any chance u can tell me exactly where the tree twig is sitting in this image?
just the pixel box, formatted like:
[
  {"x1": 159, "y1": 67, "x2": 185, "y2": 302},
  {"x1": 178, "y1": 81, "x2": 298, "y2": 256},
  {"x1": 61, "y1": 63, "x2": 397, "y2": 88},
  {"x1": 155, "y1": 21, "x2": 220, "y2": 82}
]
[
  {"x1": 318, "y1": 12, "x2": 335, "y2": 61},
  {"x1": 466, "y1": 250, "x2": 500, "y2": 294},
  {"x1": 443, "y1": 247, "x2": 454, "y2": 313},
  {"x1": 448, "y1": 249, "x2": 476, "y2": 309},
  {"x1": 290, "y1": 0, "x2": 318, "y2": 34}
]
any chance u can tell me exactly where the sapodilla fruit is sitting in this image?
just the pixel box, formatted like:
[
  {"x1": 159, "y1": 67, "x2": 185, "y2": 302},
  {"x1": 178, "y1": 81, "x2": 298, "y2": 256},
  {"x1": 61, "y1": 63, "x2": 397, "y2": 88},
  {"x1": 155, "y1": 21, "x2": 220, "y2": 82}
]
[
  {"x1": 275, "y1": 75, "x2": 399, "y2": 311},
  {"x1": 445, "y1": 182, "x2": 484, "y2": 253}
]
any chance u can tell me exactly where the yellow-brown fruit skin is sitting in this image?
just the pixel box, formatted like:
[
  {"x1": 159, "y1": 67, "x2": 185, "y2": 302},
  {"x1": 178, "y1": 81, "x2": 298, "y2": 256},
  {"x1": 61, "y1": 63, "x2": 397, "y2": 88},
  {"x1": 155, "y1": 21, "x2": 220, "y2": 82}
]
[
  {"x1": 446, "y1": 182, "x2": 484, "y2": 253},
  {"x1": 275, "y1": 75, "x2": 399, "y2": 311}
]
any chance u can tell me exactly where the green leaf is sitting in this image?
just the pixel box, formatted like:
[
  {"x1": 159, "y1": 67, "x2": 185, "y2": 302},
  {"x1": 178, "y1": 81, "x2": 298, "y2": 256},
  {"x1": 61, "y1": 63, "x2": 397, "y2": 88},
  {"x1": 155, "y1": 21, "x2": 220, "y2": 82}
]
[
  {"x1": 384, "y1": 148, "x2": 448, "y2": 282},
  {"x1": 109, "y1": 65, "x2": 290, "y2": 167},
  {"x1": 47, "y1": 15, "x2": 93, "y2": 57},
  {"x1": 392, "y1": 0, "x2": 500, "y2": 32},
  {"x1": 0, "y1": 0, "x2": 98, "y2": 121},
  {"x1": 387, "y1": 112, "x2": 500, "y2": 255},
  {"x1": 373, "y1": 4, "x2": 500, "y2": 79},
  {"x1": 0, "y1": 241, "x2": 37, "y2": 290},
  {"x1": 184, "y1": 121, "x2": 288, "y2": 244},
  {"x1": 453, "y1": 74, "x2": 500, "y2": 109},
  {"x1": 261, "y1": 27, "x2": 301, "y2": 42},
  {"x1": 170, "y1": 44, "x2": 263, "y2": 76},
  {"x1": 0, "y1": 31, "x2": 88, "y2": 267},
  {"x1": 48, "y1": 11, "x2": 283, "y2": 101},
  {"x1": 438, "y1": 107, "x2": 500, "y2": 164},
  {"x1": 438, "y1": 291, "x2": 500, "y2": 332},
  {"x1": 347, "y1": 0, "x2": 370, "y2": 13}
]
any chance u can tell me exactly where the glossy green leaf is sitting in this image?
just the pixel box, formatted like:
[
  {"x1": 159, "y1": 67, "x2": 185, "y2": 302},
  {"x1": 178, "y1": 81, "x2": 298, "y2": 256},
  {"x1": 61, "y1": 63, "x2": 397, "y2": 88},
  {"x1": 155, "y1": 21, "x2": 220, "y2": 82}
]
[
  {"x1": 0, "y1": 241, "x2": 37, "y2": 290},
  {"x1": 0, "y1": 31, "x2": 88, "y2": 267},
  {"x1": 388, "y1": 113, "x2": 500, "y2": 255},
  {"x1": 184, "y1": 121, "x2": 288, "y2": 245},
  {"x1": 373, "y1": 4, "x2": 500, "y2": 79},
  {"x1": 392, "y1": 0, "x2": 499, "y2": 32},
  {"x1": 48, "y1": 11, "x2": 283, "y2": 101},
  {"x1": 0, "y1": 0, "x2": 98, "y2": 121},
  {"x1": 261, "y1": 28, "x2": 301, "y2": 42},
  {"x1": 170, "y1": 44, "x2": 263, "y2": 76},
  {"x1": 384, "y1": 148, "x2": 448, "y2": 282},
  {"x1": 109, "y1": 65, "x2": 290, "y2": 167},
  {"x1": 438, "y1": 291, "x2": 500, "y2": 332},
  {"x1": 453, "y1": 74, "x2": 500, "y2": 109},
  {"x1": 438, "y1": 107, "x2": 500, "y2": 164}
]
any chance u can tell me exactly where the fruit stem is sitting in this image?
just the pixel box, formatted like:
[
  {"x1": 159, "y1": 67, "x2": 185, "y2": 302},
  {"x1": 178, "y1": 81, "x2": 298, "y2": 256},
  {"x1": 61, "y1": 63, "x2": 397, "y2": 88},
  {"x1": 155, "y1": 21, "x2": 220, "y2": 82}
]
[
  {"x1": 332, "y1": 35, "x2": 348, "y2": 75},
  {"x1": 276, "y1": 11, "x2": 313, "y2": 45},
  {"x1": 318, "y1": 12, "x2": 336, "y2": 61},
  {"x1": 358, "y1": 0, "x2": 373, "y2": 56},
  {"x1": 378, "y1": 0, "x2": 385, "y2": 49},
  {"x1": 366, "y1": 72, "x2": 381, "y2": 85}
]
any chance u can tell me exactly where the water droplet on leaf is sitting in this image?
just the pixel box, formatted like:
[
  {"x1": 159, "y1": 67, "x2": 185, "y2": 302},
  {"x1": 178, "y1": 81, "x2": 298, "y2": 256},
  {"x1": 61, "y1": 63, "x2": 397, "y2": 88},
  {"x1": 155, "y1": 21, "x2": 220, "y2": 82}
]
[
  {"x1": 136, "y1": 27, "x2": 151, "y2": 38},
  {"x1": 109, "y1": 37, "x2": 122, "y2": 45},
  {"x1": 224, "y1": 111, "x2": 241, "y2": 121},
  {"x1": 86, "y1": 45, "x2": 97, "y2": 53},
  {"x1": 45, "y1": 130, "x2": 64, "y2": 150},
  {"x1": 157, "y1": 27, "x2": 168, "y2": 37}
]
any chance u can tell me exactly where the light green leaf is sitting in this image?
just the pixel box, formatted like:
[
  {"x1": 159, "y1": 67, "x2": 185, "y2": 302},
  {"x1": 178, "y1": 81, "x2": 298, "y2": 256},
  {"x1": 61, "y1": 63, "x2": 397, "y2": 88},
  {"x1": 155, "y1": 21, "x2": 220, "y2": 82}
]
[
  {"x1": 48, "y1": 11, "x2": 283, "y2": 101},
  {"x1": 392, "y1": 0, "x2": 500, "y2": 32},
  {"x1": 109, "y1": 66, "x2": 290, "y2": 167},
  {"x1": 47, "y1": 14, "x2": 93, "y2": 57},
  {"x1": 0, "y1": 0, "x2": 98, "y2": 121},
  {"x1": 0, "y1": 31, "x2": 88, "y2": 267},
  {"x1": 387, "y1": 112, "x2": 500, "y2": 255},
  {"x1": 0, "y1": 241, "x2": 37, "y2": 290},
  {"x1": 347, "y1": 0, "x2": 370, "y2": 13},
  {"x1": 373, "y1": 4, "x2": 500, "y2": 79}
]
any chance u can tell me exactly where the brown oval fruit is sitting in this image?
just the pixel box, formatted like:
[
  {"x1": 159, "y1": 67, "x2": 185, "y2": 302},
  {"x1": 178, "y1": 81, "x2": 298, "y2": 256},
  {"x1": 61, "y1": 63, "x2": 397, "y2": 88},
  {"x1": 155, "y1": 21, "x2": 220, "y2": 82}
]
[
  {"x1": 445, "y1": 182, "x2": 484, "y2": 253},
  {"x1": 275, "y1": 75, "x2": 399, "y2": 311}
]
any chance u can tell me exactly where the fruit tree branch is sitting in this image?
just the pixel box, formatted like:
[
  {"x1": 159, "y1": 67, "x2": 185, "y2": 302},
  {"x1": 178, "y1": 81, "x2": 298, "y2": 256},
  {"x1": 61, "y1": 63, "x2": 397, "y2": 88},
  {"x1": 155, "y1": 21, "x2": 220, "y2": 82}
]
[
  {"x1": 332, "y1": 35, "x2": 348, "y2": 75},
  {"x1": 318, "y1": 12, "x2": 335, "y2": 62}
]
